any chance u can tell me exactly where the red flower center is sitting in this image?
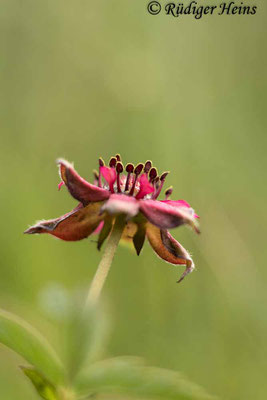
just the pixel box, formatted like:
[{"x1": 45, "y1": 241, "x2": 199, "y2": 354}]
[{"x1": 96, "y1": 155, "x2": 170, "y2": 201}]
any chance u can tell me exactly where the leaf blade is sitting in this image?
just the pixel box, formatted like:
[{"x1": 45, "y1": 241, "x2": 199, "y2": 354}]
[
  {"x1": 0, "y1": 309, "x2": 63, "y2": 383},
  {"x1": 74, "y1": 357, "x2": 216, "y2": 400},
  {"x1": 21, "y1": 367, "x2": 59, "y2": 400}
]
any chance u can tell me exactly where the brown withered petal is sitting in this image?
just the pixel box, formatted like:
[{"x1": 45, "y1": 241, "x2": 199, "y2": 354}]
[
  {"x1": 24, "y1": 202, "x2": 105, "y2": 241},
  {"x1": 146, "y1": 223, "x2": 195, "y2": 282}
]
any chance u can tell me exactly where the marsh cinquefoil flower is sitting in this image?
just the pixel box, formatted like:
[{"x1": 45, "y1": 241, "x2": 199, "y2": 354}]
[{"x1": 25, "y1": 156, "x2": 200, "y2": 282}]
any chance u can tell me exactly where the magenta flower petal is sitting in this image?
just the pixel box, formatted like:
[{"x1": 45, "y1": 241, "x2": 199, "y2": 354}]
[
  {"x1": 101, "y1": 193, "x2": 140, "y2": 218},
  {"x1": 135, "y1": 174, "x2": 154, "y2": 200},
  {"x1": 24, "y1": 202, "x2": 105, "y2": 241},
  {"x1": 139, "y1": 199, "x2": 200, "y2": 232},
  {"x1": 100, "y1": 166, "x2": 117, "y2": 192},
  {"x1": 146, "y1": 223, "x2": 195, "y2": 282},
  {"x1": 162, "y1": 199, "x2": 199, "y2": 219},
  {"x1": 58, "y1": 159, "x2": 110, "y2": 204}
]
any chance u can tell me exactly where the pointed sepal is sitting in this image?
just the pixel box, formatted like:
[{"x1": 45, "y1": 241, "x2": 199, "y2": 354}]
[{"x1": 97, "y1": 218, "x2": 114, "y2": 250}]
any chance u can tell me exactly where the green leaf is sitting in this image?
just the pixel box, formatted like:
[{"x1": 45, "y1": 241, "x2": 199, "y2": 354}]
[
  {"x1": 0, "y1": 309, "x2": 63, "y2": 383},
  {"x1": 74, "y1": 357, "x2": 216, "y2": 400},
  {"x1": 21, "y1": 367, "x2": 59, "y2": 400}
]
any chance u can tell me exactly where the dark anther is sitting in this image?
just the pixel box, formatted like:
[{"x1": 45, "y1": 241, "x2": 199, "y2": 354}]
[
  {"x1": 116, "y1": 162, "x2": 123, "y2": 174},
  {"x1": 160, "y1": 171, "x2": 169, "y2": 181},
  {"x1": 126, "y1": 163, "x2": 134, "y2": 173},
  {"x1": 144, "y1": 160, "x2": 152, "y2": 174},
  {"x1": 165, "y1": 186, "x2": 173, "y2": 198},
  {"x1": 115, "y1": 154, "x2": 121, "y2": 161},
  {"x1": 99, "y1": 158, "x2": 105, "y2": 167},
  {"x1": 149, "y1": 167, "x2": 157, "y2": 181},
  {"x1": 134, "y1": 163, "x2": 144, "y2": 175},
  {"x1": 109, "y1": 157, "x2": 117, "y2": 168}
]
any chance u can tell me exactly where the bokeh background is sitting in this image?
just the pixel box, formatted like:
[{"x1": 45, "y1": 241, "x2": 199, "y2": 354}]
[{"x1": 1, "y1": 0, "x2": 267, "y2": 399}]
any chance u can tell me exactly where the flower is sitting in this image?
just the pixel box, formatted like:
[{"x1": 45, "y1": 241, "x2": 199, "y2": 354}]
[{"x1": 25, "y1": 155, "x2": 200, "y2": 282}]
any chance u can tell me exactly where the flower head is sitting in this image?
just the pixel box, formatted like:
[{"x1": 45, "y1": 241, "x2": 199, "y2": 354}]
[{"x1": 25, "y1": 155, "x2": 200, "y2": 282}]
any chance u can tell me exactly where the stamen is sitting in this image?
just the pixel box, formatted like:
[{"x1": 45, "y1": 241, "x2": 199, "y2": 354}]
[
  {"x1": 153, "y1": 171, "x2": 169, "y2": 199},
  {"x1": 164, "y1": 186, "x2": 173, "y2": 200},
  {"x1": 160, "y1": 171, "x2": 169, "y2": 181},
  {"x1": 98, "y1": 158, "x2": 105, "y2": 188},
  {"x1": 109, "y1": 157, "x2": 117, "y2": 168},
  {"x1": 129, "y1": 163, "x2": 144, "y2": 196},
  {"x1": 153, "y1": 176, "x2": 160, "y2": 188},
  {"x1": 115, "y1": 154, "x2": 121, "y2": 161},
  {"x1": 116, "y1": 162, "x2": 123, "y2": 193},
  {"x1": 99, "y1": 158, "x2": 105, "y2": 167},
  {"x1": 144, "y1": 160, "x2": 152, "y2": 174},
  {"x1": 125, "y1": 163, "x2": 134, "y2": 192},
  {"x1": 135, "y1": 163, "x2": 144, "y2": 175},
  {"x1": 149, "y1": 167, "x2": 157, "y2": 182}
]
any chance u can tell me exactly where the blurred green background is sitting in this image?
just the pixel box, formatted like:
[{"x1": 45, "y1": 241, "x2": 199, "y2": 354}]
[{"x1": 1, "y1": 0, "x2": 267, "y2": 399}]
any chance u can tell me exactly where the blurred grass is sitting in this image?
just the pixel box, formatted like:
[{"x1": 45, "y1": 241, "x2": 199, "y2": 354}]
[{"x1": 1, "y1": 0, "x2": 267, "y2": 399}]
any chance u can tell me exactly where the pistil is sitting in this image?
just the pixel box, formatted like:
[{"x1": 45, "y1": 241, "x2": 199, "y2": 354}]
[{"x1": 153, "y1": 172, "x2": 169, "y2": 199}]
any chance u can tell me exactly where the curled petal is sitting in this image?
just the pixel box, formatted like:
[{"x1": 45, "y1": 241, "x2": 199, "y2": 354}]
[
  {"x1": 146, "y1": 223, "x2": 195, "y2": 282},
  {"x1": 24, "y1": 202, "x2": 105, "y2": 241},
  {"x1": 140, "y1": 200, "x2": 200, "y2": 232},
  {"x1": 162, "y1": 200, "x2": 199, "y2": 219},
  {"x1": 135, "y1": 174, "x2": 154, "y2": 200},
  {"x1": 101, "y1": 194, "x2": 140, "y2": 219},
  {"x1": 58, "y1": 159, "x2": 110, "y2": 204}
]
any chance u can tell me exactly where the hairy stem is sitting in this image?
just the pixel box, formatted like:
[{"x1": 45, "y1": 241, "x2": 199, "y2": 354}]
[{"x1": 85, "y1": 216, "x2": 125, "y2": 307}]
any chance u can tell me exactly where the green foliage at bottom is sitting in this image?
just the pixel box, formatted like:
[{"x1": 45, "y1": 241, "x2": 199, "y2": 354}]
[
  {"x1": 21, "y1": 367, "x2": 59, "y2": 400},
  {"x1": 0, "y1": 306, "x2": 215, "y2": 400}
]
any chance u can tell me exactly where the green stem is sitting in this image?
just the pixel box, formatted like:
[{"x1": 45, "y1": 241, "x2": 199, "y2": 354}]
[{"x1": 85, "y1": 216, "x2": 125, "y2": 308}]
